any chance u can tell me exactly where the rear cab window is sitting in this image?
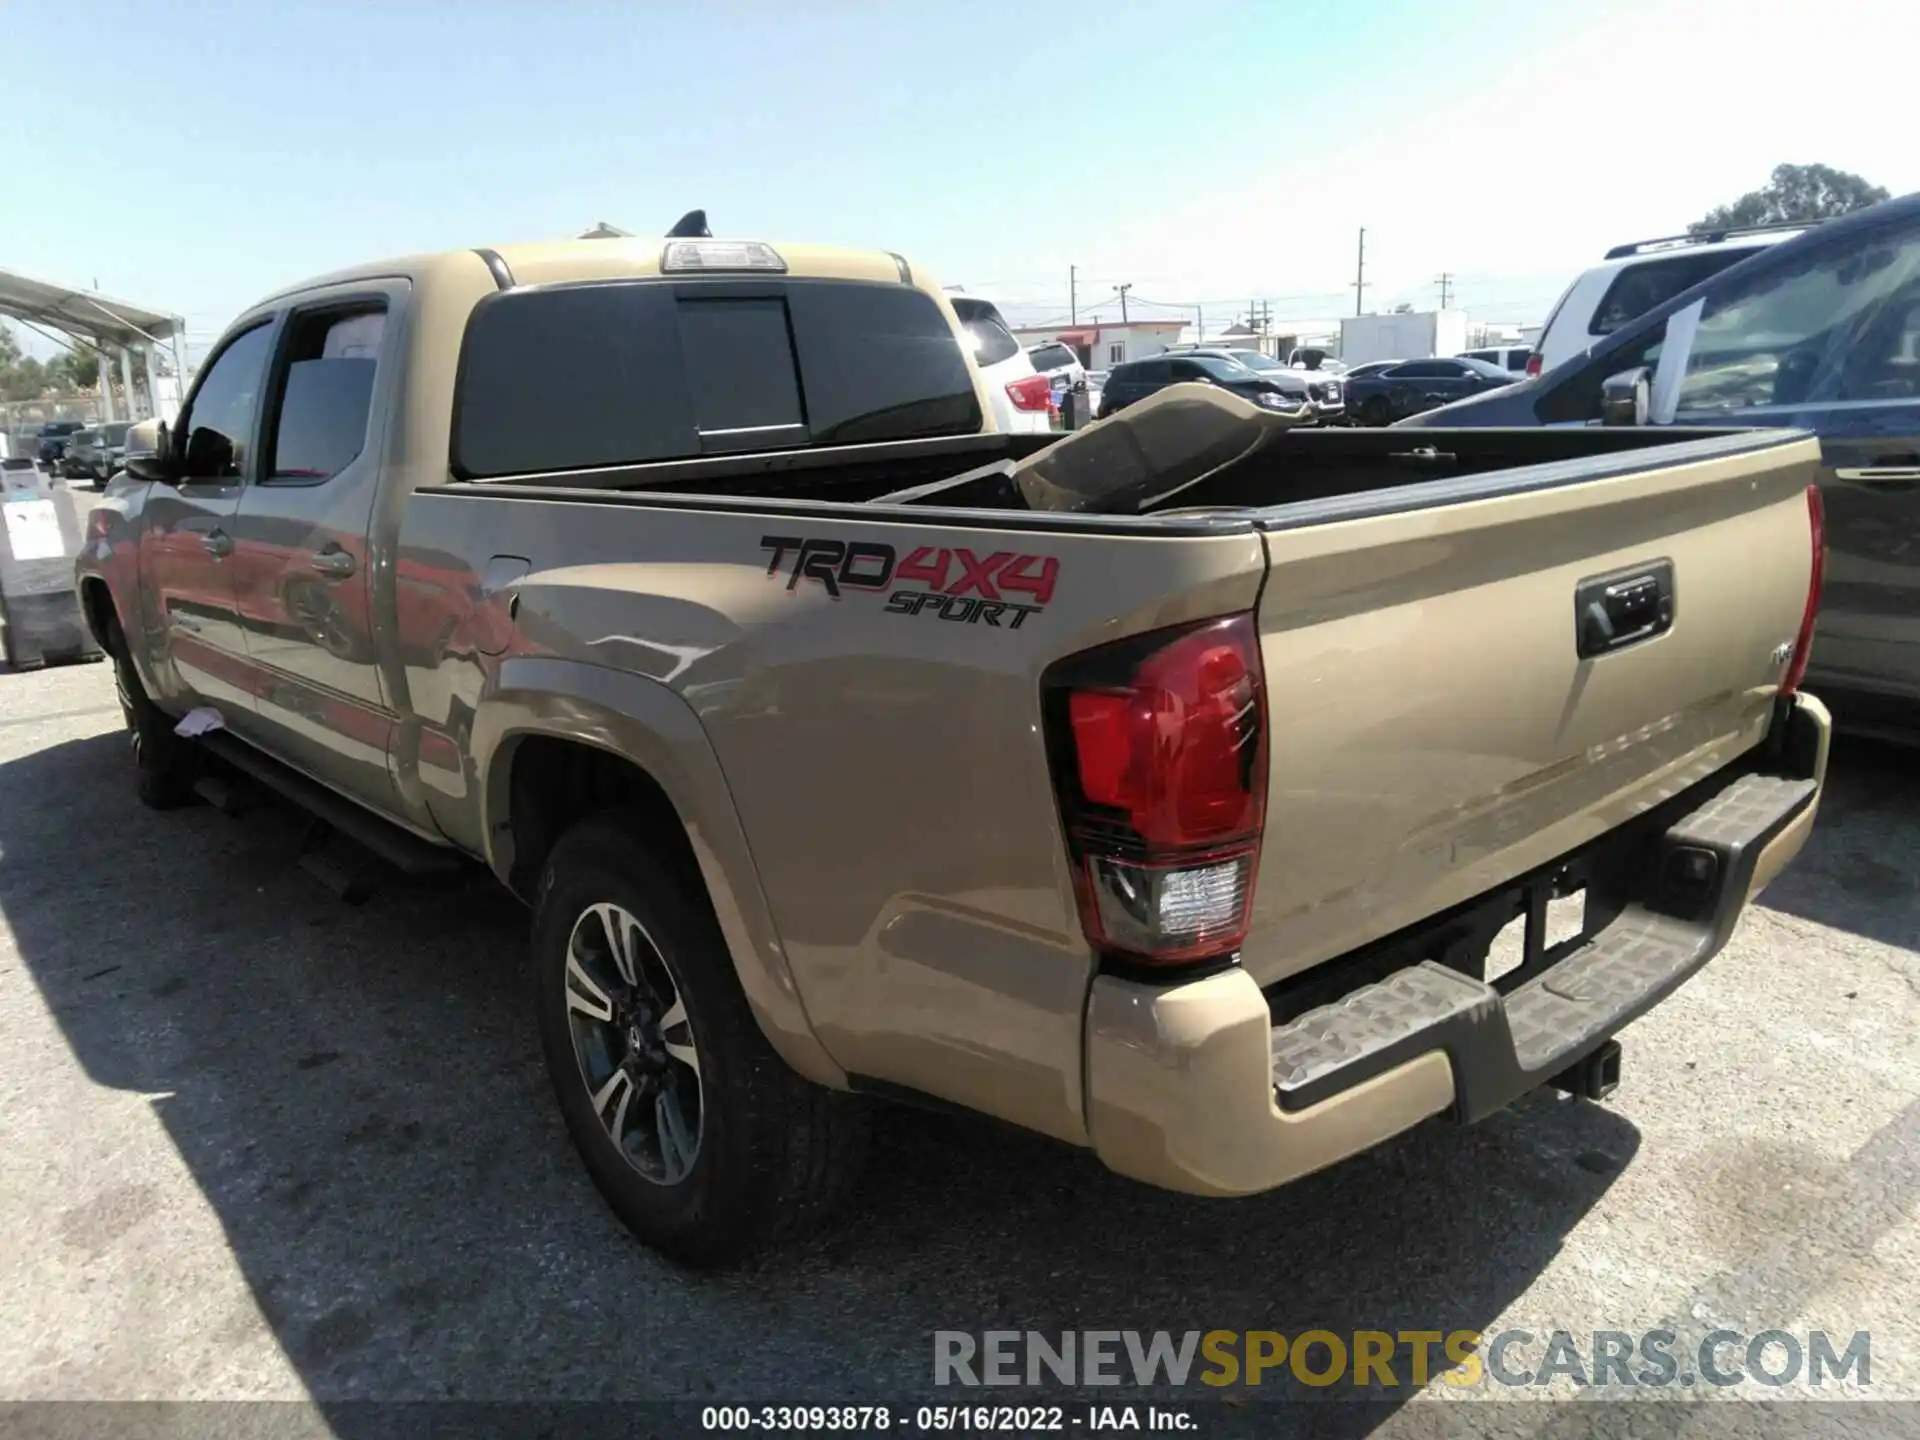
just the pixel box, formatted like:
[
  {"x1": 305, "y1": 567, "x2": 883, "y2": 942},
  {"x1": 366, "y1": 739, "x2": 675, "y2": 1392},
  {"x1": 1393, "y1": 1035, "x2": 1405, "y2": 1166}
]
[{"x1": 453, "y1": 280, "x2": 983, "y2": 478}]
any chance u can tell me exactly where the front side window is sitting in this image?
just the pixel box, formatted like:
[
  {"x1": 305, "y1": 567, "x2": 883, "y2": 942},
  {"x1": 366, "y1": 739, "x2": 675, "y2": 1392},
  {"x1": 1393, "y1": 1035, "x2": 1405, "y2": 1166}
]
[
  {"x1": 181, "y1": 323, "x2": 275, "y2": 480},
  {"x1": 1675, "y1": 222, "x2": 1920, "y2": 414},
  {"x1": 268, "y1": 307, "x2": 386, "y2": 482}
]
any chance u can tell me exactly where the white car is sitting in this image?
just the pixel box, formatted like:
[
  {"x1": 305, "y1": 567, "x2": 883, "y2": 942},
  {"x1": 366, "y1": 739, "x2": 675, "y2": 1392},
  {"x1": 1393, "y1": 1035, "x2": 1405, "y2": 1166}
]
[
  {"x1": 1457, "y1": 345, "x2": 1534, "y2": 375},
  {"x1": 1025, "y1": 339, "x2": 1086, "y2": 390},
  {"x1": 949, "y1": 296, "x2": 1053, "y2": 434},
  {"x1": 1528, "y1": 222, "x2": 1811, "y2": 377}
]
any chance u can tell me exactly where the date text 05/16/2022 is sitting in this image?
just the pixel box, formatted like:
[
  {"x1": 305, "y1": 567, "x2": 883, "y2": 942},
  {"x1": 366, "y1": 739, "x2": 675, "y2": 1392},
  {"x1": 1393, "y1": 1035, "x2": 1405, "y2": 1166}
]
[{"x1": 700, "y1": 1403, "x2": 1192, "y2": 1431}]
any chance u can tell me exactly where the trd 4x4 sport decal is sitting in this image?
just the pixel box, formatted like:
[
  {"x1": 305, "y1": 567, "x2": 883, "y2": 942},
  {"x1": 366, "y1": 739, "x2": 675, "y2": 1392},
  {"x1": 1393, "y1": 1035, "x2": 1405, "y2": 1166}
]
[{"x1": 759, "y1": 535, "x2": 1058, "y2": 629}]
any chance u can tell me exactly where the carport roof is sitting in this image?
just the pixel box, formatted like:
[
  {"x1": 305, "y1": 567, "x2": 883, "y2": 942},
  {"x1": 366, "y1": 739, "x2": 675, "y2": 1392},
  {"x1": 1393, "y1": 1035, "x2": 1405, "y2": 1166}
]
[{"x1": 0, "y1": 267, "x2": 184, "y2": 346}]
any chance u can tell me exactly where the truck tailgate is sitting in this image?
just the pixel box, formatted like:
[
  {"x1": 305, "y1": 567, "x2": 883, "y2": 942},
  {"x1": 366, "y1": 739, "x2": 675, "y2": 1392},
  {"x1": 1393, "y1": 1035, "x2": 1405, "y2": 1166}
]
[{"x1": 1242, "y1": 430, "x2": 1822, "y2": 987}]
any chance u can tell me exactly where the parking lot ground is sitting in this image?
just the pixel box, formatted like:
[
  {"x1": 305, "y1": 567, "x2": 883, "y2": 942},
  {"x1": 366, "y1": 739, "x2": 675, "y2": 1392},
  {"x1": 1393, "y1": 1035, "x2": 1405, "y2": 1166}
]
[{"x1": 0, "y1": 661, "x2": 1916, "y2": 1433}]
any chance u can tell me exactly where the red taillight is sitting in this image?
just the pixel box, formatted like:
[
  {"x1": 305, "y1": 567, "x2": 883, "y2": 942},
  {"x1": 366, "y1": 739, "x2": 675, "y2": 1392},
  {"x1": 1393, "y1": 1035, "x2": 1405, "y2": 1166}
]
[
  {"x1": 1782, "y1": 483, "x2": 1826, "y2": 697},
  {"x1": 1524, "y1": 351, "x2": 1543, "y2": 377},
  {"x1": 1045, "y1": 615, "x2": 1267, "y2": 967},
  {"x1": 1006, "y1": 375, "x2": 1053, "y2": 412}
]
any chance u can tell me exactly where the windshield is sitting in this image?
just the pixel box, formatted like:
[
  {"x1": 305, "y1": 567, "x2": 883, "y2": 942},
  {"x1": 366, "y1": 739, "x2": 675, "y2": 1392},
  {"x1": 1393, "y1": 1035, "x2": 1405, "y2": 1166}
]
[{"x1": 1459, "y1": 357, "x2": 1519, "y2": 381}]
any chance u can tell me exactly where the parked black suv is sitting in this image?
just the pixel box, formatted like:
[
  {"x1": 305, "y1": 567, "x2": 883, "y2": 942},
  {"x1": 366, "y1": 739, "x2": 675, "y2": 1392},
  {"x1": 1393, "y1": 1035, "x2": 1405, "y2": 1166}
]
[
  {"x1": 1095, "y1": 352, "x2": 1309, "y2": 419},
  {"x1": 1402, "y1": 189, "x2": 1920, "y2": 739}
]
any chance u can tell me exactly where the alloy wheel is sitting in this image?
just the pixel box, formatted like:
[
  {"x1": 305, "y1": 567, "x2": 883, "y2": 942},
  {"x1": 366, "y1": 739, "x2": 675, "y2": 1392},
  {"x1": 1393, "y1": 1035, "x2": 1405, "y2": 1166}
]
[{"x1": 563, "y1": 901, "x2": 704, "y2": 1185}]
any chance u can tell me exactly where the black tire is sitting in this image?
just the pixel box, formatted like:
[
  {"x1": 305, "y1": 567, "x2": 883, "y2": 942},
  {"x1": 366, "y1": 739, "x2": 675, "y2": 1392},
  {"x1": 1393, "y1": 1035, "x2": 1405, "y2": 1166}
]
[
  {"x1": 101, "y1": 611, "x2": 198, "y2": 809},
  {"x1": 532, "y1": 815, "x2": 869, "y2": 1266},
  {"x1": 1360, "y1": 395, "x2": 1393, "y2": 427}
]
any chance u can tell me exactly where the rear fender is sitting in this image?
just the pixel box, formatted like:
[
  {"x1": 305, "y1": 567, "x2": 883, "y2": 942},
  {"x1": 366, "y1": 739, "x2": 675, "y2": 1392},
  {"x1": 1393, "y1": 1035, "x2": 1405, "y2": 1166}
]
[{"x1": 471, "y1": 656, "x2": 844, "y2": 1088}]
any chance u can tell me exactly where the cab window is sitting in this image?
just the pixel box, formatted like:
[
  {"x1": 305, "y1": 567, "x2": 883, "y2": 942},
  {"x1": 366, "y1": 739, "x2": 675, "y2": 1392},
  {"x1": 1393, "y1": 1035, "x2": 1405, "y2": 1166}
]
[
  {"x1": 1675, "y1": 222, "x2": 1920, "y2": 413},
  {"x1": 266, "y1": 307, "x2": 386, "y2": 482},
  {"x1": 180, "y1": 324, "x2": 275, "y2": 481}
]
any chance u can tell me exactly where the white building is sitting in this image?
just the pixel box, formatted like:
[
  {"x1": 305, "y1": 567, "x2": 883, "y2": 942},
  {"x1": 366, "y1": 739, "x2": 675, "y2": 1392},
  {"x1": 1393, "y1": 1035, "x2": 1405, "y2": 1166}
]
[{"x1": 1009, "y1": 318, "x2": 1188, "y2": 369}]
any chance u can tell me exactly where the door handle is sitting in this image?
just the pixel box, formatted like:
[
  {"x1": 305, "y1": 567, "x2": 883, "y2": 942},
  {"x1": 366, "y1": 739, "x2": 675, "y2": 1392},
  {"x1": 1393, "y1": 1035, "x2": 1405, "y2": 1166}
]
[
  {"x1": 1834, "y1": 466, "x2": 1920, "y2": 482},
  {"x1": 202, "y1": 529, "x2": 233, "y2": 558},
  {"x1": 309, "y1": 547, "x2": 357, "y2": 579},
  {"x1": 1575, "y1": 561, "x2": 1675, "y2": 659}
]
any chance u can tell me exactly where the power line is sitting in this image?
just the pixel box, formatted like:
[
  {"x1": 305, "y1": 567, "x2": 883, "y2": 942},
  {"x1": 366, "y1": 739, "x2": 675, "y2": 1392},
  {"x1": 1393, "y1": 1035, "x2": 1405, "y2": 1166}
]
[{"x1": 1353, "y1": 227, "x2": 1368, "y2": 316}]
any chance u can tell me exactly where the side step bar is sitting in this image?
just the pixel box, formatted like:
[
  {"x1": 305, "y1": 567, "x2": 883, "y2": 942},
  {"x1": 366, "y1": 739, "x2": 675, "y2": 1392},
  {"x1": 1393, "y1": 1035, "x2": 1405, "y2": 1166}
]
[
  {"x1": 1268, "y1": 771, "x2": 1817, "y2": 1124},
  {"x1": 197, "y1": 731, "x2": 463, "y2": 880}
]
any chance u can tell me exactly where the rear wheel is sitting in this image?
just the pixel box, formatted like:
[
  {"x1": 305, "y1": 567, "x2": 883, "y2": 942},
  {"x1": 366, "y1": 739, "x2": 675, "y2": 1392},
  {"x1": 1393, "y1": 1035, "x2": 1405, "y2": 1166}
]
[
  {"x1": 102, "y1": 611, "x2": 197, "y2": 809},
  {"x1": 532, "y1": 815, "x2": 869, "y2": 1266},
  {"x1": 1360, "y1": 395, "x2": 1393, "y2": 427}
]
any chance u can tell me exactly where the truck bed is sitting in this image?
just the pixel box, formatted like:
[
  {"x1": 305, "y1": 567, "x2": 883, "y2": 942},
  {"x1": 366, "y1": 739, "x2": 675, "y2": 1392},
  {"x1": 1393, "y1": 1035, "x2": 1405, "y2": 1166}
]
[{"x1": 448, "y1": 385, "x2": 1761, "y2": 527}]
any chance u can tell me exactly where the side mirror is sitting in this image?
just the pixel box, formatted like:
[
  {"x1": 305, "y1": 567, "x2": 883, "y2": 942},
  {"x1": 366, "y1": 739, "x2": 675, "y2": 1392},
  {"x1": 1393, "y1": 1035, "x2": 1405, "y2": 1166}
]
[
  {"x1": 123, "y1": 419, "x2": 176, "y2": 483},
  {"x1": 1600, "y1": 367, "x2": 1651, "y2": 426}
]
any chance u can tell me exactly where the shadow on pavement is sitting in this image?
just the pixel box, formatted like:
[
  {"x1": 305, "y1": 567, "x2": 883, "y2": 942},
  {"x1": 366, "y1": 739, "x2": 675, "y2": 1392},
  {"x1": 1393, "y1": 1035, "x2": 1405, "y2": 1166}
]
[
  {"x1": 1, "y1": 728, "x2": 1642, "y2": 1435},
  {"x1": 1754, "y1": 732, "x2": 1920, "y2": 951}
]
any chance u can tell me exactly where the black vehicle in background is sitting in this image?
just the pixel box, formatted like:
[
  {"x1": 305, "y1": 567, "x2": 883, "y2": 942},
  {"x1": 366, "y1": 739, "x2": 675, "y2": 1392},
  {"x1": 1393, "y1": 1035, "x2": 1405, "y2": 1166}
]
[
  {"x1": 1095, "y1": 352, "x2": 1312, "y2": 419},
  {"x1": 64, "y1": 422, "x2": 131, "y2": 484},
  {"x1": 1342, "y1": 356, "x2": 1520, "y2": 425},
  {"x1": 35, "y1": 419, "x2": 86, "y2": 466},
  {"x1": 1401, "y1": 189, "x2": 1920, "y2": 740}
]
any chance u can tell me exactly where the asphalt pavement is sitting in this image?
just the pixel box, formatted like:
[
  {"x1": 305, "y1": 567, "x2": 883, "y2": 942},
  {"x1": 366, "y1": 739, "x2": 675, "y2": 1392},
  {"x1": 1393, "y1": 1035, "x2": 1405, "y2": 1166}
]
[{"x1": 0, "y1": 660, "x2": 1915, "y2": 1436}]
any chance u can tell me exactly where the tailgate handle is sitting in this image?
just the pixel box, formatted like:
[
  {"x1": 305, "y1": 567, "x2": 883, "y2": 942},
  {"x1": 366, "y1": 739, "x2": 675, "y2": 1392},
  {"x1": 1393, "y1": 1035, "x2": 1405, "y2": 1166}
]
[{"x1": 1575, "y1": 560, "x2": 1674, "y2": 659}]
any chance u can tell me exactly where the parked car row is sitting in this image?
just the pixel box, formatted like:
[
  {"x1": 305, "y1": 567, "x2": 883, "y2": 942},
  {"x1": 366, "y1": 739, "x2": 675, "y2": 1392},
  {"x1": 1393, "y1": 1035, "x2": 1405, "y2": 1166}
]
[
  {"x1": 63, "y1": 423, "x2": 131, "y2": 484},
  {"x1": 1092, "y1": 347, "x2": 1345, "y2": 424}
]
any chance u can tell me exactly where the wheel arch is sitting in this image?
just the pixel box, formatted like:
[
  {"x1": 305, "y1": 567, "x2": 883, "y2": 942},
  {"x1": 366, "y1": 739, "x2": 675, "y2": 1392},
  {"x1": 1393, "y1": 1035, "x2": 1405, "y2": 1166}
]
[{"x1": 473, "y1": 658, "x2": 845, "y2": 1089}]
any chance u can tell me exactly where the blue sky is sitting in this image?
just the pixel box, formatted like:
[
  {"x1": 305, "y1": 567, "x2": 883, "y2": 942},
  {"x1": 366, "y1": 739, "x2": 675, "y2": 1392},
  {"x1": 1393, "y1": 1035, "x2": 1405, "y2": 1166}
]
[{"x1": 6, "y1": 0, "x2": 1917, "y2": 356}]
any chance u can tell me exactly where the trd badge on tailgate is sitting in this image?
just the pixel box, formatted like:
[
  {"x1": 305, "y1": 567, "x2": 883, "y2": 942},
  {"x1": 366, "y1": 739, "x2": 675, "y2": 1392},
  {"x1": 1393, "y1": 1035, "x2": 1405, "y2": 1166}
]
[{"x1": 759, "y1": 535, "x2": 1058, "y2": 629}]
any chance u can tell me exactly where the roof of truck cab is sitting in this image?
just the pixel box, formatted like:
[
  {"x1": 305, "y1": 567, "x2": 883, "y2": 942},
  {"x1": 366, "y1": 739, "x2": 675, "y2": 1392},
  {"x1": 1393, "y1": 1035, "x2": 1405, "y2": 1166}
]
[{"x1": 262, "y1": 237, "x2": 920, "y2": 305}]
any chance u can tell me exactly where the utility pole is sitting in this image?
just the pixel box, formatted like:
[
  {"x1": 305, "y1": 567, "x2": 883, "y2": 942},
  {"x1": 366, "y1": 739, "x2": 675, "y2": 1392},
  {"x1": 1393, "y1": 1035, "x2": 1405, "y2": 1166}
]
[
  {"x1": 1353, "y1": 227, "x2": 1368, "y2": 316},
  {"x1": 1070, "y1": 265, "x2": 1078, "y2": 325},
  {"x1": 1118, "y1": 283, "x2": 1131, "y2": 323},
  {"x1": 1435, "y1": 272, "x2": 1454, "y2": 309}
]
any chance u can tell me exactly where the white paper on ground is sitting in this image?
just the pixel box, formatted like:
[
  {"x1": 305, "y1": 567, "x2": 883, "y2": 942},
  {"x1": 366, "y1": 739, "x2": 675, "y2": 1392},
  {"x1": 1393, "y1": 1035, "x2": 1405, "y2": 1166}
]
[
  {"x1": 3, "y1": 498, "x2": 64, "y2": 560},
  {"x1": 174, "y1": 707, "x2": 225, "y2": 737}
]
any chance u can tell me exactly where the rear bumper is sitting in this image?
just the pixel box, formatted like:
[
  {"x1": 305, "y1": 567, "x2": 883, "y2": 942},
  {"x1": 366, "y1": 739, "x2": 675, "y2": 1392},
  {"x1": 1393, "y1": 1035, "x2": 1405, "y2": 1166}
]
[{"x1": 1083, "y1": 694, "x2": 1829, "y2": 1197}]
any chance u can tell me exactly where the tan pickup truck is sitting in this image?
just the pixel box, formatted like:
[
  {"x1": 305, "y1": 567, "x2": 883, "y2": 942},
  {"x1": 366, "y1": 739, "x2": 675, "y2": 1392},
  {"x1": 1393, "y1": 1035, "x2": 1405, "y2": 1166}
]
[{"x1": 77, "y1": 232, "x2": 1830, "y2": 1265}]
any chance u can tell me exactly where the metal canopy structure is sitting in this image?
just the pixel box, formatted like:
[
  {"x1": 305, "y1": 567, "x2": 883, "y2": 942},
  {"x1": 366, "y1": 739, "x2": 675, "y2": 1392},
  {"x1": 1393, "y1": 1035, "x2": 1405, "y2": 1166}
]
[{"x1": 0, "y1": 267, "x2": 188, "y2": 425}]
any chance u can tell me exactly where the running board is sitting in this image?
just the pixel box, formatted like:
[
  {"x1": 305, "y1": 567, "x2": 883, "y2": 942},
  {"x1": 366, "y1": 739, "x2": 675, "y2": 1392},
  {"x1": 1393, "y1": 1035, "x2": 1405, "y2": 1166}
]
[{"x1": 196, "y1": 731, "x2": 463, "y2": 880}]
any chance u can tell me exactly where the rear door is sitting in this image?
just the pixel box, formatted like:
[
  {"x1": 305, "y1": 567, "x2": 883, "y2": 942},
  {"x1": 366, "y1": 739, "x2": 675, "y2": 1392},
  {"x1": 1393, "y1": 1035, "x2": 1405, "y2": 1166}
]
[
  {"x1": 137, "y1": 320, "x2": 277, "y2": 716},
  {"x1": 1659, "y1": 210, "x2": 1920, "y2": 712},
  {"x1": 1244, "y1": 429, "x2": 1822, "y2": 987},
  {"x1": 227, "y1": 284, "x2": 403, "y2": 808}
]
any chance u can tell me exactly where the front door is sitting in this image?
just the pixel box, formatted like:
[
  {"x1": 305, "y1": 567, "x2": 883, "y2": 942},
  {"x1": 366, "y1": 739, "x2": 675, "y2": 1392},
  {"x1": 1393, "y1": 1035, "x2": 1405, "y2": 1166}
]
[
  {"x1": 227, "y1": 289, "x2": 403, "y2": 811},
  {"x1": 1664, "y1": 215, "x2": 1920, "y2": 717},
  {"x1": 136, "y1": 321, "x2": 277, "y2": 717}
]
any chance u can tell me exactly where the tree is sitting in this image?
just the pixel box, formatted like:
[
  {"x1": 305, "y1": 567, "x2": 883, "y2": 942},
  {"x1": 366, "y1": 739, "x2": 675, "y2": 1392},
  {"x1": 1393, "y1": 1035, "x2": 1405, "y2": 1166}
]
[
  {"x1": 1, "y1": 356, "x2": 48, "y2": 402},
  {"x1": 1691, "y1": 163, "x2": 1890, "y2": 233},
  {"x1": 54, "y1": 348, "x2": 100, "y2": 390}
]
